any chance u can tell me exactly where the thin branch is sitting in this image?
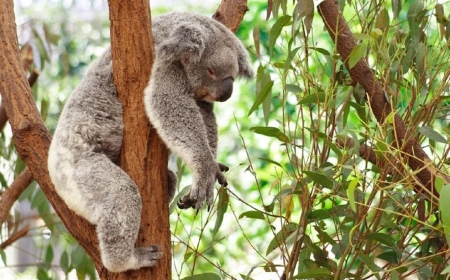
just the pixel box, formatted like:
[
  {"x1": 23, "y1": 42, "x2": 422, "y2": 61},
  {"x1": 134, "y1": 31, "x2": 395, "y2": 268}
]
[
  {"x1": 0, "y1": 167, "x2": 34, "y2": 226},
  {"x1": 0, "y1": 224, "x2": 30, "y2": 250}
]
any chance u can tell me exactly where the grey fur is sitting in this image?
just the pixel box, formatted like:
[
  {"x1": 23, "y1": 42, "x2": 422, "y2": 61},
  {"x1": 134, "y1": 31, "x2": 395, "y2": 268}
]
[
  {"x1": 145, "y1": 12, "x2": 253, "y2": 210},
  {"x1": 48, "y1": 12, "x2": 253, "y2": 273}
]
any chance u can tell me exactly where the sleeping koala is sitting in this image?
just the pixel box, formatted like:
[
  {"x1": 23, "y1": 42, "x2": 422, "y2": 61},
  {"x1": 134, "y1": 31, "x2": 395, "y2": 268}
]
[{"x1": 48, "y1": 12, "x2": 253, "y2": 273}]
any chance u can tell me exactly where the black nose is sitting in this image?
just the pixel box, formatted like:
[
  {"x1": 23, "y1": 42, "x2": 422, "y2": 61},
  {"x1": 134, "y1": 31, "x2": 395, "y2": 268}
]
[{"x1": 219, "y1": 78, "x2": 234, "y2": 102}]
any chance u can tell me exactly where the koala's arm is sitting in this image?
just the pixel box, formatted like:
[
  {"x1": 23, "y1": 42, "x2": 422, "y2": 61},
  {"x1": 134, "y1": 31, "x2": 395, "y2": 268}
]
[
  {"x1": 196, "y1": 101, "x2": 229, "y2": 172},
  {"x1": 145, "y1": 65, "x2": 226, "y2": 210}
]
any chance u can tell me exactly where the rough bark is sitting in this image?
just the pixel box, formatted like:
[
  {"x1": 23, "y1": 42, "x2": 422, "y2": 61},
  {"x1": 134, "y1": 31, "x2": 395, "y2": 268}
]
[
  {"x1": 213, "y1": 0, "x2": 250, "y2": 32},
  {"x1": 103, "y1": 0, "x2": 170, "y2": 279},
  {"x1": 317, "y1": 0, "x2": 445, "y2": 202}
]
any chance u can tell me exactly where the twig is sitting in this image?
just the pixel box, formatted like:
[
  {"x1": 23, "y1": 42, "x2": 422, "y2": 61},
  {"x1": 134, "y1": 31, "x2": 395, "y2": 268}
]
[
  {"x1": 0, "y1": 224, "x2": 30, "y2": 249},
  {"x1": 0, "y1": 168, "x2": 34, "y2": 226}
]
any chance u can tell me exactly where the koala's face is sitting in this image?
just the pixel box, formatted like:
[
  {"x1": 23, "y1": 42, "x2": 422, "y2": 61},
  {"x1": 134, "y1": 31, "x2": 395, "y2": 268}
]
[{"x1": 185, "y1": 45, "x2": 240, "y2": 103}]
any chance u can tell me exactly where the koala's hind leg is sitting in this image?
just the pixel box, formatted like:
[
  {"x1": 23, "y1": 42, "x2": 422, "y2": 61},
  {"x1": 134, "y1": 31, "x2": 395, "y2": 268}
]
[{"x1": 72, "y1": 155, "x2": 162, "y2": 272}]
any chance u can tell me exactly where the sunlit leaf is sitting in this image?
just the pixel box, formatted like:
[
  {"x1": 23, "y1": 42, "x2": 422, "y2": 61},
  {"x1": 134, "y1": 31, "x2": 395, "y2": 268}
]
[
  {"x1": 439, "y1": 185, "x2": 450, "y2": 246},
  {"x1": 269, "y1": 15, "x2": 291, "y2": 55},
  {"x1": 250, "y1": 126, "x2": 289, "y2": 142},
  {"x1": 347, "y1": 177, "x2": 359, "y2": 212},
  {"x1": 213, "y1": 186, "x2": 229, "y2": 238},
  {"x1": 348, "y1": 43, "x2": 367, "y2": 69}
]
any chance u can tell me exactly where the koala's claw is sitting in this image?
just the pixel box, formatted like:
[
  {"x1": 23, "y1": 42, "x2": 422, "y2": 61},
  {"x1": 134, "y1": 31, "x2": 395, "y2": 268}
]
[
  {"x1": 218, "y1": 163, "x2": 229, "y2": 172},
  {"x1": 177, "y1": 163, "x2": 229, "y2": 211}
]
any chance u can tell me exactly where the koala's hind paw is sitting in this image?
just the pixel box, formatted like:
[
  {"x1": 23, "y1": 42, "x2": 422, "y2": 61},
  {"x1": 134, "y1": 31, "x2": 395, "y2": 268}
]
[{"x1": 134, "y1": 246, "x2": 163, "y2": 268}]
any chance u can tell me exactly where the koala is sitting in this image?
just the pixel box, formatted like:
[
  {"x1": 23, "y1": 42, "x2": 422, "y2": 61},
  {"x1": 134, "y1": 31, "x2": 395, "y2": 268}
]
[
  {"x1": 48, "y1": 12, "x2": 253, "y2": 273},
  {"x1": 145, "y1": 12, "x2": 253, "y2": 210}
]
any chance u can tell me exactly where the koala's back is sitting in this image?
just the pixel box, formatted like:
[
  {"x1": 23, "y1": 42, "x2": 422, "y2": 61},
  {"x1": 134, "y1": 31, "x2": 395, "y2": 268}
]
[
  {"x1": 152, "y1": 12, "x2": 239, "y2": 50},
  {"x1": 48, "y1": 49, "x2": 125, "y2": 221}
]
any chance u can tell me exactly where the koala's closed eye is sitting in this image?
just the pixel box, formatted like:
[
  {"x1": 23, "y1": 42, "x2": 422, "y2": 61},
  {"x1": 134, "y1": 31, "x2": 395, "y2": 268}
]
[{"x1": 207, "y1": 68, "x2": 216, "y2": 79}]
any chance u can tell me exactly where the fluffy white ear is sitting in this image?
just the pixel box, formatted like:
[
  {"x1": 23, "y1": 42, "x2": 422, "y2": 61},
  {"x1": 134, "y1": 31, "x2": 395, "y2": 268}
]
[
  {"x1": 236, "y1": 42, "x2": 254, "y2": 79},
  {"x1": 155, "y1": 24, "x2": 205, "y2": 65}
]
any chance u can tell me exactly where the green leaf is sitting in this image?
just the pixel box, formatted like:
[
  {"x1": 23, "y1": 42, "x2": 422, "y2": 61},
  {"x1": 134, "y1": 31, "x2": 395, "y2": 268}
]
[
  {"x1": 294, "y1": 267, "x2": 332, "y2": 279},
  {"x1": 45, "y1": 245, "x2": 54, "y2": 264},
  {"x1": 376, "y1": 250, "x2": 400, "y2": 264},
  {"x1": 258, "y1": 157, "x2": 282, "y2": 168},
  {"x1": 348, "y1": 43, "x2": 367, "y2": 69},
  {"x1": 0, "y1": 249, "x2": 6, "y2": 265},
  {"x1": 266, "y1": 223, "x2": 297, "y2": 255},
  {"x1": 441, "y1": 265, "x2": 450, "y2": 275},
  {"x1": 37, "y1": 267, "x2": 51, "y2": 280},
  {"x1": 366, "y1": 232, "x2": 401, "y2": 263},
  {"x1": 303, "y1": 170, "x2": 334, "y2": 189},
  {"x1": 239, "y1": 211, "x2": 265, "y2": 220},
  {"x1": 435, "y1": 176, "x2": 445, "y2": 194},
  {"x1": 286, "y1": 84, "x2": 302, "y2": 93},
  {"x1": 269, "y1": 15, "x2": 291, "y2": 55},
  {"x1": 298, "y1": 93, "x2": 326, "y2": 104},
  {"x1": 392, "y1": 0, "x2": 402, "y2": 19},
  {"x1": 439, "y1": 185, "x2": 450, "y2": 246},
  {"x1": 307, "y1": 209, "x2": 331, "y2": 221},
  {"x1": 248, "y1": 66, "x2": 273, "y2": 117},
  {"x1": 169, "y1": 185, "x2": 191, "y2": 214},
  {"x1": 184, "y1": 252, "x2": 193, "y2": 262},
  {"x1": 213, "y1": 186, "x2": 229, "y2": 238},
  {"x1": 419, "y1": 126, "x2": 447, "y2": 143},
  {"x1": 60, "y1": 251, "x2": 70, "y2": 273},
  {"x1": 310, "y1": 47, "x2": 330, "y2": 56},
  {"x1": 347, "y1": 177, "x2": 359, "y2": 212},
  {"x1": 250, "y1": 126, "x2": 289, "y2": 142},
  {"x1": 181, "y1": 272, "x2": 222, "y2": 280},
  {"x1": 375, "y1": 8, "x2": 390, "y2": 30}
]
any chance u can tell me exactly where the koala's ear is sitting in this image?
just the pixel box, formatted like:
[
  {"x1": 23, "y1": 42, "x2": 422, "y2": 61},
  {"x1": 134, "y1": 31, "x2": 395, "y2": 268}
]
[
  {"x1": 236, "y1": 43, "x2": 254, "y2": 79},
  {"x1": 156, "y1": 24, "x2": 205, "y2": 65}
]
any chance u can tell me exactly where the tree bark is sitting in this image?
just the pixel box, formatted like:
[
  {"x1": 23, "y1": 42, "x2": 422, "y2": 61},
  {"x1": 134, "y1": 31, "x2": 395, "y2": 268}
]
[
  {"x1": 103, "y1": 0, "x2": 170, "y2": 279},
  {"x1": 317, "y1": 0, "x2": 446, "y2": 202}
]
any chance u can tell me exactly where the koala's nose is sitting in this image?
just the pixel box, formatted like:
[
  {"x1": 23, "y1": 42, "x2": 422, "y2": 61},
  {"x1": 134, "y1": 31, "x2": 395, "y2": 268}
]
[{"x1": 219, "y1": 78, "x2": 234, "y2": 102}]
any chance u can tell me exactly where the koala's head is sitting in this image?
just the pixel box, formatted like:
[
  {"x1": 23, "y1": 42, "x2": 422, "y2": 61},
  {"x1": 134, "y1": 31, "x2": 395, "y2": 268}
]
[
  {"x1": 158, "y1": 15, "x2": 254, "y2": 103},
  {"x1": 184, "y1": 40, "x2": 252, "y2": 103}
]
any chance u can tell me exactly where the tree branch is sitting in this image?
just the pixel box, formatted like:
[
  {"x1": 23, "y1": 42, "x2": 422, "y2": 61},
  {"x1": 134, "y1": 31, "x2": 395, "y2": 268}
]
[
  {"x1": 0, "y1": 224, "x2": 30, "y2": 250},
  {"x1": 213, "y1": 0, "x2": 250, "y2": 32},
  {"x1": 317, "y1": 0, "x2": 446, "y2": 202},
  {"x1": 0, "y1": 168, "x2": 33, "y2": 226}
]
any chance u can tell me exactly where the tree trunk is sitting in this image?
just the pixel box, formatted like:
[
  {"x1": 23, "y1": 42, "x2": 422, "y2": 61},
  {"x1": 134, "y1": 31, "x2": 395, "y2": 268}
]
[{"x1": 102, "y1": 0, "x2": 170, "y2": 279}]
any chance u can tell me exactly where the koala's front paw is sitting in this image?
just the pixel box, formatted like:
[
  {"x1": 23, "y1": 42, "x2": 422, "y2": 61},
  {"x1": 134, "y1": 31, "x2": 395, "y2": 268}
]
[{"x1": 177, "y1": 163, "x2": 228, "y2": 210}]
